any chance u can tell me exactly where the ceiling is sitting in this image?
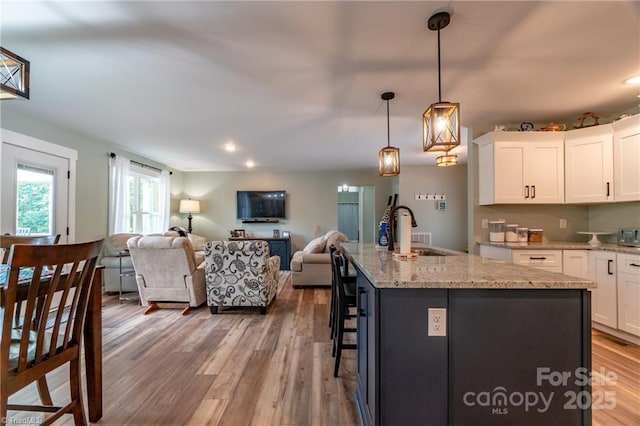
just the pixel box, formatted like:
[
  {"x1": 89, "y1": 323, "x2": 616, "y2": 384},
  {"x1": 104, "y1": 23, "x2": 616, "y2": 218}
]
[{"x1": 1, "y1": 1, "x2": 639, "y2": 172}]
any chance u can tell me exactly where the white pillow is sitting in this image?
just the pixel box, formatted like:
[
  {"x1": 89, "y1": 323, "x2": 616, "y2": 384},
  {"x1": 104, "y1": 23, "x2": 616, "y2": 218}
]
[{"x1": 303, "y1": 236, "x2": 327, "y2": 254}]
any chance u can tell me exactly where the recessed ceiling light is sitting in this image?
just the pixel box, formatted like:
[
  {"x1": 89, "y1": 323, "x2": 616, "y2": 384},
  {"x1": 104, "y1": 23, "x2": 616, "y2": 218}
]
[
  {"x1": 245, "y1": 160, "x2": 255, "y2": 168},
  {"x1": 223, "y1": 142, "x2": 237, "y2": 152},
  {"x1": 624, "y1": 75, "x2": 640, "y2": 85}
]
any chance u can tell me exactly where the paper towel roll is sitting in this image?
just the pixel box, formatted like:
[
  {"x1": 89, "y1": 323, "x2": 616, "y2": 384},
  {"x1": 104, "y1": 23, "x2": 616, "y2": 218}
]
[{"x1": 398, "y1": 212, "x2": 412, "y2": 254}]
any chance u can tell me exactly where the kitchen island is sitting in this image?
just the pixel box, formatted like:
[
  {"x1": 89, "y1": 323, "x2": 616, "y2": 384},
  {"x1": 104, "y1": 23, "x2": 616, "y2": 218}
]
[{"x1": 341, "y1": 242, "x2": 595, "y2": 426}]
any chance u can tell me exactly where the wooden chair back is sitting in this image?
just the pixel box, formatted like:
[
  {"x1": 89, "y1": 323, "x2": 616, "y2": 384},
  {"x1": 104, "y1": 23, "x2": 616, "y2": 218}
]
[
  {"x1": 0, "y1": 239, "x2": 103, "y2": 424},
  {"x1": 0, "y1": 234, "x2": 61, "y2": 263}
]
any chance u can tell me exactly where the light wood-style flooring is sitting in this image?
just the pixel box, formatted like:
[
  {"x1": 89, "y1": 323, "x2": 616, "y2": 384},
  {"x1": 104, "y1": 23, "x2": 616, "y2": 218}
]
[{"x1": 8, "y1": 274, "x2": 640, "y2": 425}]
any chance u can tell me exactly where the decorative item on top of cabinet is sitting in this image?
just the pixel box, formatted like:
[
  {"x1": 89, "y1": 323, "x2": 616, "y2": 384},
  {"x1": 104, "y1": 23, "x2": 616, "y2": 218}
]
[
  {"x1": 612, "y1": 114, "x2": 640, "y2": 202},
  {"x1": 474, "y1": 131, "x2": 564, "y2": 205},
  {"x1": 564, "y1": 123, "x2": 614, "y2": 203},
  {"x1": 574, "y1": 111, "x2": 600, "y2": 129}
]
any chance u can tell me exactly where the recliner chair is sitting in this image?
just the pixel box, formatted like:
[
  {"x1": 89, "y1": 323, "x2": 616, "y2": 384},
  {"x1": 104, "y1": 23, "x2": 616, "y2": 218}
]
[{"x1": 127, "y1": 235, "x2": 206, "y2": 315}]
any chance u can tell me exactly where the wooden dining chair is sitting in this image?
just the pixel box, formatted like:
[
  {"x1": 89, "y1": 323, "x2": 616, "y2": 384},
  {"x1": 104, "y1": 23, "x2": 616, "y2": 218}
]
[
  {"x1": 0, "y1": 234, "x2": 61, "y2": 263},
  {"x1": 0, "y1": 234, "x2": 61, "y2": 407},
  {"x1": 0, "y1": 239, "x2": 103, "y2": 425}
]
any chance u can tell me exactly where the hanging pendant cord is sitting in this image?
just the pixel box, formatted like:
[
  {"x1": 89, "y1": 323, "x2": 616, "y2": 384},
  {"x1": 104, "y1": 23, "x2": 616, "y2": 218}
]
[
  {"x1": 386, "y1": 99, "x2": 390, "y2": 148},
  {"x1": 437, "y1": 28, "x2": 442, "y2": 103}
]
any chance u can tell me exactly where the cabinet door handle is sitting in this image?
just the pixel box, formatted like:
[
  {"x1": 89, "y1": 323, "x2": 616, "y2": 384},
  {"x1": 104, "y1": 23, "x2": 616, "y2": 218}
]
[
  {"x1": 531, "y1": 185, "x2": 536, "y2": 199},
  {"x1": 630, "y1": 263, "x2": 640, "y2": 268},
  {"x1": 357, "y1": 287, "x2": 366, "y2": 317},
  {"x1": 525, "y1": 185, "x2": 530, "y2": 199},
  {"x1": 608, "y1": 259, "x2": 613, "y2": 275},
  {"x1": 606, "y1": 182, "x2": 610, "y2": 197},
  {"x1": 529, "y1": 256, "x2": 546, "y2": 260}
]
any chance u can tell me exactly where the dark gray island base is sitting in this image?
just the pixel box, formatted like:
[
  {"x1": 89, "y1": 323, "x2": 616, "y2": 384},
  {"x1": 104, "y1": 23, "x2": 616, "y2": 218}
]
[{"x1": 341, "y1": 243, "x2": 595, "y2": 426}]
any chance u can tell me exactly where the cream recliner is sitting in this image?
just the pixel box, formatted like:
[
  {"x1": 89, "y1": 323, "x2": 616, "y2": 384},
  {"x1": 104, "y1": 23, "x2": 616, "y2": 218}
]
[{"x1": 127, "y1": 235, "x2": 206, "y2": 314}]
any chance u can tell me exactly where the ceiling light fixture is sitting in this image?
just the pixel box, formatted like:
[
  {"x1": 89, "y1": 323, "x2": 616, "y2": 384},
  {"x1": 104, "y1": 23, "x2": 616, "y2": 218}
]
[
  {"x1": 0, "y1": 47, "x2": 30, "y2": 100},
  {"x1": 245, "y1": 160, "x2": 255, "y2": 168},
  {"x1": 224, "y1": 142, "x2": 237, "y2": 152},
  {"x1": 436, "y1": 151, "x2": 458, "y2": 167},
  {"x1": 423, "y1": 11, "x2": 460, "y2": 153},
  {"x1": 378, "y1": 91, "x2": 400, "y2": 177},
  {"x1": 624, "y1": 75, "x2": 640, "y2": 85}
]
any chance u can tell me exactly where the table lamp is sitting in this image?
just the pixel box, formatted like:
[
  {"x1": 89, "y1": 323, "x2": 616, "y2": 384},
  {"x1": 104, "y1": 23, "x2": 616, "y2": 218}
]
[{"x1": 179, "y1": 199, "x2": 200, "y2": 234}]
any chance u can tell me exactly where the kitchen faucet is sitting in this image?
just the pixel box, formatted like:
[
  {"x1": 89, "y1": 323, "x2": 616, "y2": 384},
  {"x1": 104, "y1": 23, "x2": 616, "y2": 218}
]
[{"x1": 387, "y1": 205, "x2": 417, "y2": 252}]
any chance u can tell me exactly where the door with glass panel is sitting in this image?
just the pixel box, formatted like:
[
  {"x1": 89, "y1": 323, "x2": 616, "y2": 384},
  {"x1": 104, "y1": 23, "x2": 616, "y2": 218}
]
[{"x1": 1, "y1": 143, "x2": 69, "y2": 242}]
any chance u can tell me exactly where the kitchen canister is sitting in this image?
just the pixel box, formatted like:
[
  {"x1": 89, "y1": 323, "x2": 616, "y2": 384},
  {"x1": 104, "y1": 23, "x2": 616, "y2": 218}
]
[
  {"x1": 517, "y1": 227, "x2": 529, "y2": 242},
  {"x1": 489, "y1": 220, "x2": 506, "y2": 242},
  {"x1": 505, "y1": 224, "x2": 519, "y2": 242},
  {"x1": 528, "y1": 228, "x2": 544, "y2": 243}
]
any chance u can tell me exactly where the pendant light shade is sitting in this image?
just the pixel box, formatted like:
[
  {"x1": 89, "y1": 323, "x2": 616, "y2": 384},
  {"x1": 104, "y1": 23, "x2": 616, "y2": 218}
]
[
  {"x1": 378, "y1": 91, "x2": 400, "y2": 177},
  {"x1": 436, "y1": 152, "x2": 458, "y2": 167},
  {"x1": 0, "y1": 47, "x2": 30, "y2": 100},
  {"x1": 423, "y1": 11, "x2": 460, "y2": 153}
]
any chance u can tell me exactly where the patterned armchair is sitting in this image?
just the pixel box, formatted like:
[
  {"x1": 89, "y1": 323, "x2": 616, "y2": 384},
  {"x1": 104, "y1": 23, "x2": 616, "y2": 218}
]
[{"x1": 204, "y1": 240, "x2": 280, "y2": 314}]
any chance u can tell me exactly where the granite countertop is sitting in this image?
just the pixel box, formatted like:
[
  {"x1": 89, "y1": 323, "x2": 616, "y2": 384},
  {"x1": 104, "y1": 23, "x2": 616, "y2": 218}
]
[
  {"x1": 340, "y1": 243, "x2": 596, "y2": 290},
  {"x1": 477, "y1": 241, "x2": 640, "y2": 255}
]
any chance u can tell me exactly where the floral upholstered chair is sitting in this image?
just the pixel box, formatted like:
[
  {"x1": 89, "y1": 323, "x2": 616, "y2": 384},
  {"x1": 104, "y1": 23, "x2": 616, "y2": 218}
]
[{"x1": 204, "y1": 240, "x2": 280, "y2": 314}]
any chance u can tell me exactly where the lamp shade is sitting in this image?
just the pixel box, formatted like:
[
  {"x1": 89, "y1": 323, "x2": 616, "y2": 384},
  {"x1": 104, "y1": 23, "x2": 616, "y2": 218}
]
[
  {"x1": 379, "y1": 146, "x2": 400, "y2": 177},
  {"x1": 0, "y1": 47, "x2": 30, "y2": 100},
  {"x1": 423, "y1": 101, "x2": 460, "y2": 152},
  {"x1": 436, "y1": 153, "x2": 458, "y2": 167},
  {"x1": 179, "y1": 199, "x2": 200, "y2": 214}
]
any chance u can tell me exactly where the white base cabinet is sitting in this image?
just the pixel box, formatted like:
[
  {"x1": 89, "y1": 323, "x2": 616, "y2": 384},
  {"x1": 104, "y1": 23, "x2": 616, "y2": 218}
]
[
  {"x1": 616, "y1": 253, "x2": 640, "y2": 337},
  {"x1": 588, "y1": 251, "x2": 617, "y2": 329},
  {"x1": 562, "y1": 250, "x2": 589, "y2": 279}
]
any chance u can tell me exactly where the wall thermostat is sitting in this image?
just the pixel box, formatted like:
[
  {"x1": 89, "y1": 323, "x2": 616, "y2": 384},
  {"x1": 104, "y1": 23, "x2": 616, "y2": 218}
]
[{"x1": 436, "y1": 200, "x2": 446, "y2": 211}]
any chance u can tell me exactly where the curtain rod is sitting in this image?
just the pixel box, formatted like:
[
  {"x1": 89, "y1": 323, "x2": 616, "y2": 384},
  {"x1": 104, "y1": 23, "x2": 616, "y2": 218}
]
[{"x1": 109, "y1": 152, "x2": 172, "y2": 175}]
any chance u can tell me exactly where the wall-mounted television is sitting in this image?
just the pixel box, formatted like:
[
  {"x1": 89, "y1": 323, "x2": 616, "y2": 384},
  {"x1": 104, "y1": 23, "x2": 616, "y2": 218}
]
[{"x1": 236, "y1": 190, "x2": 286, "y2": 221}]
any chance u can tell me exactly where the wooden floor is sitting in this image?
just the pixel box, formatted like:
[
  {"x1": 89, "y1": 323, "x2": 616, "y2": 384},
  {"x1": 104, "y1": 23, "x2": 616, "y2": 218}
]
[{"x1": 8, "y1": 274, "x2": 640, "y2": 425}]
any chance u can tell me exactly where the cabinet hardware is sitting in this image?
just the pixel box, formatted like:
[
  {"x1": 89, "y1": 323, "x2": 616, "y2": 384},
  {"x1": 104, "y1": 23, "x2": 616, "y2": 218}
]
[
  {"x1": 529, "y1": 256, "x2": 546, "y2": 260},
  {"x1": 607, "y1": 259, "x2": 613, "y2": 275},
  {"x1": 525, "y1": 185, "x2": 529, "y2": 199},
  {"x1": 357, "y1": 287, "x2": 366, "y2": 317},
  {"x1": 630, "y1": 263, "x2": 640, "y2": 268},
  {"x1": 606, "y1": 182, "x2": 610, "y2": 197},
  {"x1": 531, "y1": 185, "x2": 536, "y2": 199}
]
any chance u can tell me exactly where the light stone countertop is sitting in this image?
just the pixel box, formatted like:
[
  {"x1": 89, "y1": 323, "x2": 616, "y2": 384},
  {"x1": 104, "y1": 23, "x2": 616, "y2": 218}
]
[
  {"x1": 477, "y1": 241, "x2": 640, "y2": 255},
  {"x1": 341, "y1": 243, "x2": 596, "y2": 290}
]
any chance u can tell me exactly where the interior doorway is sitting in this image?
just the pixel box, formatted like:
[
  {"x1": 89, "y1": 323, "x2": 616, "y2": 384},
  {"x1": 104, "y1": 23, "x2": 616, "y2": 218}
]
[{"x1": 337, "y1": 185, "x2": 375, "y2": 243}]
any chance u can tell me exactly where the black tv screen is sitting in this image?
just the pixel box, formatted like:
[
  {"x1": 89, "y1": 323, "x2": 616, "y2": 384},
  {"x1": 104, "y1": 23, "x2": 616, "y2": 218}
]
[{"x1": 236, "y1": 191, "x2": 286, "y2": 220}]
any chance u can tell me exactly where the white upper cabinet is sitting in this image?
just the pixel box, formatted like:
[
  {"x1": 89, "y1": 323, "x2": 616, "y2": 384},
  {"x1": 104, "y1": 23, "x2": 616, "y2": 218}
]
[
  {"x1": 475, "y1": 132, "x2": 564, "y2": 205},
  {"x1": 564, "y1": 124, "x2": 614, "y2": 204},
  {"x1": 612, "y1": 115, "x2": 640, "y2": 202}
]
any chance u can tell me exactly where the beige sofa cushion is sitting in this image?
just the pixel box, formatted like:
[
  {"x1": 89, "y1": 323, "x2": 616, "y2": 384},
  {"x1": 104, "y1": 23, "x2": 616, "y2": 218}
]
[
  {"x1": 102, "y1": 233, "x2": 142, "y2": 257},
  {"x1": 303, "y1": 236, "x2": 326, "y2": 254},
  {"x1": 324, "y1": 230, "x2": 349, "y2": 252}
]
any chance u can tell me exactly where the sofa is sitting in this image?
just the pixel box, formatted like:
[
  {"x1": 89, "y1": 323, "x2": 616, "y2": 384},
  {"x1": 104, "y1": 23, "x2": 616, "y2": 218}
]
[
  {"x1": 290, "y1": 230, "x2": 349, "y2": 288},
  {"x1": 100, "y1": 232, "x2": 207, "y2": 293},
  {"x1": 204, "y1": 240, "x2": 280, "y2": 314},
  {"x1": 127, "y1": 235, "x2": 207, "y2": 314}
]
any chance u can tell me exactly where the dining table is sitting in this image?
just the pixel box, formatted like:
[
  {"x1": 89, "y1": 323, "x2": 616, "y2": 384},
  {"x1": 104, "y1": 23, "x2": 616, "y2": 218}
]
[{"x1": 0, "y1": 264, "x2": 104, "y2": 422}]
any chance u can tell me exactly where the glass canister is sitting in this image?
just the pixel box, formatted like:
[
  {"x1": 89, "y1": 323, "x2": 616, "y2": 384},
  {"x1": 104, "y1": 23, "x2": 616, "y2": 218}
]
[
  {"x1": 489, "y1": 220, "x2": 506, "y2": 242},
  {"x1": 517, "y1": 227, "x2": 529, "y2": 242},
  {"x1": 505, "y1": 224, "x2": 519, "y2": 242},
  {"x1": 528, "y1": 228, "x2": 544, "y2": 243}
]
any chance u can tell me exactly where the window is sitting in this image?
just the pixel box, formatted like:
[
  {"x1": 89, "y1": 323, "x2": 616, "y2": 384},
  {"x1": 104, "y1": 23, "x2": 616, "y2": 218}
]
[
  {"x1": 108, "y1": 155, "x2": 170, "y2": 235},
  {"x1": 128, "y1": 166, "x2": 162, "y2": 234},
  {"x1": 16, "y1": 164, "x2": 55, "y2": 235}
]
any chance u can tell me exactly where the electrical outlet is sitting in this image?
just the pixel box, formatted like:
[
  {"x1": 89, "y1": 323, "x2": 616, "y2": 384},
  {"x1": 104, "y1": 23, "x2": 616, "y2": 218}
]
[
  {"x1": 428, "y1": 308, "x2": 447, "y2": 336},
  {"x1": 481, "y1": 219, "x2": 489, "y2": 229},
  {"x1": 560, "y1": 218, "x2": 567, "y2": 229}
]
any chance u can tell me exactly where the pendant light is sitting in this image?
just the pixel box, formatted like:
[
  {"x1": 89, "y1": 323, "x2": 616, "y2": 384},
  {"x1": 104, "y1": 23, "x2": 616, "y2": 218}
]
[
  {"x1": 423, "y1": 11, "x2": 460, "y2": 153},
  {"x1": 0, "y1": 47, "x2": 30, "y2": 100},
  {"x1": 436, "y1": 150, "x2": 458, "y2": 167},
  {"x1": 378, "y1": 91, "x2": 400, "y2": 177}
]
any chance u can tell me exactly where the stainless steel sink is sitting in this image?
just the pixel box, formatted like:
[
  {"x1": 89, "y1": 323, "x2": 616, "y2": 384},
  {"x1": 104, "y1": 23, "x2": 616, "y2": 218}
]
[{"x1": 410, "y1": 248, "x2": 448, "y2": 256}]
